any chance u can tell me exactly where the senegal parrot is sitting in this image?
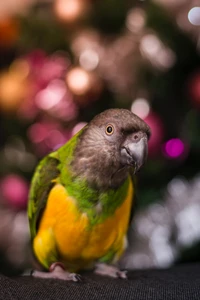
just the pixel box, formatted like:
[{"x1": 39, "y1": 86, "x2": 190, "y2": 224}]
[{"x1": 28, "y1": 108, "x2": 150, "y2": 281}]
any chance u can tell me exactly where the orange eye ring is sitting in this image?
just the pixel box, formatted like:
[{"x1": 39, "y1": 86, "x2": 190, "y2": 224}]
[{"x1": 106, "y1": 124, "x2": 114, "y2": 135}]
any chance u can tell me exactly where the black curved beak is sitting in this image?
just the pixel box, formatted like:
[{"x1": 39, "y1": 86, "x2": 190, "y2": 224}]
[{"x1": 120, "y1": 132, "x2": 148, "y2": 173}]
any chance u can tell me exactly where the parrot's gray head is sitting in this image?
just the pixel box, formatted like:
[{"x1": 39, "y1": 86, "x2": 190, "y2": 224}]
[{"x1": 72, "y1": 109, "x2": 150, "y2": 190}]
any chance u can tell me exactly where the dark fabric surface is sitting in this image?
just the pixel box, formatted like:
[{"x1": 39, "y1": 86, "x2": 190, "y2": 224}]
[{"x1": 1, "y1": 264, "x2": 200, "y2": 300}]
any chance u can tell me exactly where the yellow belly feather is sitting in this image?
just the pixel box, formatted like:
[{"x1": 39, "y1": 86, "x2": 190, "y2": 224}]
[{"x1": 33, "y1": 181, "x2": 133, "y2": 271}]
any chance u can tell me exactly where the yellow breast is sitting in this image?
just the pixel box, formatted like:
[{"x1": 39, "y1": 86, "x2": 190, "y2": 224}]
[{"x1": 33, "y1": 180, "x2": 133, "y2": 271}]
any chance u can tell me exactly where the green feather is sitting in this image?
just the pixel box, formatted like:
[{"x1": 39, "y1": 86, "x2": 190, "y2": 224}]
[{"x1": 28, "y1": 153, "x2": 60, "y2": 240}]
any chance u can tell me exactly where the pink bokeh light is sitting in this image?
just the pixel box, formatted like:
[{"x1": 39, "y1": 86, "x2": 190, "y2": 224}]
[
  {"x1": 164, "y1": 138, "x2": 185, "y2": 158},
  {"x1": 0, "y1": 174, "x2": 29, "y2": 209}
]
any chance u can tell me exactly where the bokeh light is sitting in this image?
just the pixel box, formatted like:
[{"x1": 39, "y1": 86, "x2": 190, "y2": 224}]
[
  {"x1": 54, "y1": 0, "x2": 87, "y2": 23},
  {"x1": 0, "y1": 174, "x2": 29, "y2": 210},
  {"x1": 164, "y1": 138, "x2": 185, "y2": 159},
  {"x1": 35, "y1": 79, "x2": 66, "y2": 110},
  {"x1": 66, "y1": 67, "x2": 91, "y2": 95},
  {"x1": 126, "y1": 8, "x2": 146, "y2": 33},
  {"x1": 79, "y1": 49, "x2": 99, "y2": 71},
  {"x1": 140, "y1": 34, "x2": 176, "y2": 70},
  {"x1": 0, "y1": 61, "x2": 30, "y2": 112},
  {"x1": 131, "y1": 98, "x2": 150, "y2": 119},
  {"x1": 188, "y1": 7, "x2": 200, "y2": 26}
]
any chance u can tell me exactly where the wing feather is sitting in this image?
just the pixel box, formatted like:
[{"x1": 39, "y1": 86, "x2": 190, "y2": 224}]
[{"x1": 28, "y1": 153, "x2": 60, "y2": 240}]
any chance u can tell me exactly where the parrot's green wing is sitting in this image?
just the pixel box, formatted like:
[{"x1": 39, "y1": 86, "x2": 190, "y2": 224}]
[{"x1": 28, "y1": 153, "x2": 60, "y2": 240}]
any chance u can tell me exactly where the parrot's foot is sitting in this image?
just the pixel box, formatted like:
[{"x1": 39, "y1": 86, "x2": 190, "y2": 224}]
[
  {"x1": 31, "y1": 262, "x2": 82, "y2": 282},
  {"x1": 94, "y1": 263, "x2": 127, "y2": 279}
]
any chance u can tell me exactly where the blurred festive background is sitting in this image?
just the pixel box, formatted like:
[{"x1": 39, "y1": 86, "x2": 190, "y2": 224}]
[{"x1": 0, "y1": 0, "x2": 200, "y2": 275}]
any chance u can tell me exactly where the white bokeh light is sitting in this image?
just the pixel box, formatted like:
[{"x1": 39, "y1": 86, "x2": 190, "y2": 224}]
[
  {"x1": 131, "y1": 98, "x2": 150, "y2": 119},
  {"x1": 79, "y1": 49, "x2": 99, "y2": 71},
  {"x1": 126, "y1": 8, "x2": 146, "y2": 33},
  {"x1": 140, "y1": 34, "x2": 176, "y2": 70},
  {"x1": 188, "y1": 7, "x2": 200, "y2": 26}
]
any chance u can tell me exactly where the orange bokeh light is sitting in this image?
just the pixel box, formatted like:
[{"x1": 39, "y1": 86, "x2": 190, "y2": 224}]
[
  {"x1": 54, "y1": 0, "x2": 86, "y2": 23},
  {"x1": 66, "y1": 67, "x2": 91, "y2": 95}
]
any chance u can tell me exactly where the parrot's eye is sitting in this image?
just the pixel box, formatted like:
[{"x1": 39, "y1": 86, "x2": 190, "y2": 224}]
[{"x1": 106, "y1": 125, "x2": 114, "y2": 135}]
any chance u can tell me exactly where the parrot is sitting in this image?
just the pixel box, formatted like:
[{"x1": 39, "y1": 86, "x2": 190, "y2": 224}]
[{"x1": 28, "y1": 108, "x2": 150, "y2": 281}]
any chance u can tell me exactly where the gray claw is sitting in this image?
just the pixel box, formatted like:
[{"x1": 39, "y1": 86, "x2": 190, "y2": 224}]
[{"x1": 71, "y1": 273, "x2": 83, "y2": 282}]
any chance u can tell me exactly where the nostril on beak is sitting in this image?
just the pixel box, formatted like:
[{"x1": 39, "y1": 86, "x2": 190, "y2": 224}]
[
  {"x1": 132, "y1": 131, "x2": 147, "y2": 143},
  {"x1": 133, "y1": 133, "x2": 141, "y2": 142}
]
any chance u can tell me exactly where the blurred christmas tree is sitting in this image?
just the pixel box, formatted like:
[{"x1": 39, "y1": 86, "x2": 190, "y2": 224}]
[{"x1": 0, "y1": 0, "x2": 200, "y2": 274}]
